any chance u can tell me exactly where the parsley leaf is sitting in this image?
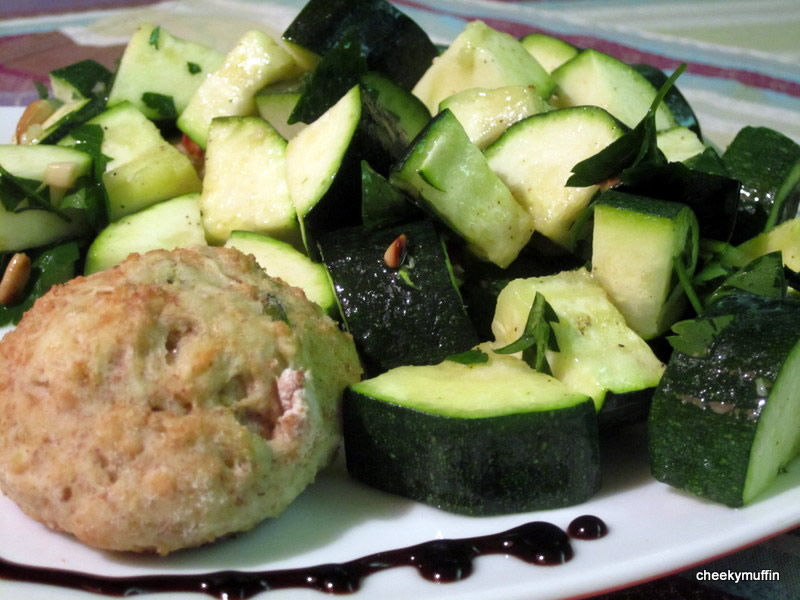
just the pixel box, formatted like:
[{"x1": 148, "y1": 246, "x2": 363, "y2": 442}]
[
  {"x1": 446, "y1": 348, "x2": 489, "y2": 365},
  {"x1": 667, "y1": 313, "x2": 734, "y2": 358},
  {"x1": 65, "y1": 123, "x2": 110, "y2": 229},
  {"x1": 142, "y1": 92, "x2": 177, "y2": 120},
  {"x1": 0, "y1": 165, "x2": 70, "y2": 219},
  {"x1": 187, "y1": 62, "x2": 202, "y2": 74},
  {"x1": 706, "y1": 251, "x2": 787, "y2": 306},
  {"x1": 494, "y1": 291, "x2": 559, "y2": 374},
  {"x1": 149, "y1": 26, "x2": 161, "y2": 50}
]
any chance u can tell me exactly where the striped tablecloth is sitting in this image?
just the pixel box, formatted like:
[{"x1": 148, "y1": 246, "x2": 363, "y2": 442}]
[{"x1": 0, "y1": 1, "x2": 799, "y2": 599}]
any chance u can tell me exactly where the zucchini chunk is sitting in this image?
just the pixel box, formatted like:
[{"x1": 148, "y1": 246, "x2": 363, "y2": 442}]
[
  {"x1": 107, "y1": 24, "x2": 224, "y2": 121},
  {"x1": 286, "y1": 79, "x2": 419, "y2": 252},
  {"x1": 49, "y1": 59, "x2": 112, "y2": 103},
  {"x1": 649, "y1": 294, "x2": 800, "y2": 506},
  {"x1": 60, "y1": 102, "x2": 201, "y2": 221},
  {"x1": 177, "y1": 30, "x2": 301, "y2": 149},
  {"x1": 0, "y1": 144, "x2": 92, "y2": 251},
  {"x1": 282, "y1": 0, "x2": 438, "y2": 92},
  {"x1": 485, "y1": 105, "x2": 624, "y2": 250},
  {"x1": 492, "y1": 268, "x2": 665, "y2": 410},
  {"x1": 412, "y1": 20, "x2": 554, "y2": 114},
  {"x1": 438, "y1": 85, "x2": 551, "y2": 150},
  {"x1": 519, "y1": 33, "x2": 578, "y2": 74},
  {"x1": 84, "y1": 193, "x2": 205, "y2": 274},
  {"x1": 360, "y1": 71, "x2": 430, "y2": 145},
  {"x1": 224, "y1": 230, "x2": 336, "y2": 317},
  {"x1": 722, "y1": 126, "x2": 800, "y2": 243},
  {"x1": 200, "y1": 116, "x2": 299, "y2": 246},
  {"x1": 591, "y1": 190, "x2": 700, "y2": 340},
  {"x1": 318, "y1": 219, "x2": 478, "y2": 375},
  {"x1": 286, "y1": 85, "x2": 363, "y2": 252},
  {"x1": 255, "y1": 78, "x2": 307, "y2": 140},
  {"x1": 390, "y1": 109, "x2": 534, "y2": 268},
  {"x1": 551, "y1": 49, "x2": 676, "y2": 130},
  {"x1": 343, "y1": 349, "x2": 600, "y2": 515},
  {"x1": 736, "y1": 217, "x2": 800, "y2": 271},
  {"x1": 656, "y1": 126, "x2": 706, "y2": 163}
]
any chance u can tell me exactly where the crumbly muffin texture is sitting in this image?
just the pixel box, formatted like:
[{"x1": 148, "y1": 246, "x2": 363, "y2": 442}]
[{"x1": 0, "y1": 246, "x2": 361, "y2": 554}]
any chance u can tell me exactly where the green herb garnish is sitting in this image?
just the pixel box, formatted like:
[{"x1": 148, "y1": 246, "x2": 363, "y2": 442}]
[
  {"x1": 494, "y1": 291, "x2": 559, "y2": 374},
  {"x1": 141, "y1": 92, "x2": 177, "y2": 119}
]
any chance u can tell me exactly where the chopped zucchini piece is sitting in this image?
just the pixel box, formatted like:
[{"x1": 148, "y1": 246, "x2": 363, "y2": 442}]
[
  {"x1": 319, "y1": 220, "x2": 478, "y2": 375},
  {"x1": 551, "y1": 49, "x2": 677, "y2": 130},
  {"x1": 343, "y1": 348, "x2": 599, "y2": 515},
  {"x1": 649, "y1": 294, "x2": 800, "y2": 506},
  {"x1": 591, "y1": 191, "x2": 699, "y2": 340},
  {"x1": 736, "y1": 217, "x2": 800, "y2": 272},
  {"x1": 84, "y1": 193, "x2": 205, "y2": 274},
  {"x1": 439, "y1": 85, "x2": 551, "y2": 149},
  {"x1": 282, "y1": 0, "x2": 438, "y2": 91},
  {"x1": 255, "y1": 80, "x2": 307, "y2": 140},
  {"x1": 60, "y1": 102, "x2": 201, "y2": 221},
  {"x1": 360, "y1": 71, "x2": 430, "y2": 144},
  {"x1": 657, "y1": 126, "x2": 706, "y2": 163},
  {"x1": 224, "y1": 230, "x2": 336, "y2": 316},
  {"x1": 412, "y1": 20, "x2": 554, "y2": 114},
  {"x1": 107, "y1": 24, "x2": 224, "y2": 120},
  {"x1": 519, "y1": 33, "x2": 578, "y2": 74},
  {"x1": 49, "y1": 59, "x2": 112, "y2": 103},
  {"x1": 485, "y1": 105, "x2": 624, "y2": 249},
  {"x1": 286, "y1": 81, "x2": 418, "y2": 252},
  {"x1": 722, "y1": 126, "x2": 800, "y2": 243},
  {"x1": 177, "y1": 30, "x2": 301, "y2": 148},
  {"x1": 286, "y1": 85, "x2": 363, "y2": 251},
  {"x1": 391, "y1": 109, "x2": 534, "y2": 268},
  {"x1": 200, "y1": 116, "x2": 299, "y2": 246},
  {"x1": 492, "y1": 268, "x2": 665, "y2": 408}
]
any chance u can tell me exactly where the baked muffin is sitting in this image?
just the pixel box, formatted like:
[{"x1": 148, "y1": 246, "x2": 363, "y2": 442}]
[{"x1": 0, "y1": 246, "x2": 361, "y2": 554}]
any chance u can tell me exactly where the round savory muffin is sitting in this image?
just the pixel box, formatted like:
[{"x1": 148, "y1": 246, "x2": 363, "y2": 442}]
[{"x1": 0, "y1": 245, "x2": 361, "y2": 555}]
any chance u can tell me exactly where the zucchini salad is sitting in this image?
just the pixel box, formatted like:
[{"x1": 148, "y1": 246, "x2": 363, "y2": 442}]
[{"x1": 2, "y1": 0, "x2": 800, "y2": 519}]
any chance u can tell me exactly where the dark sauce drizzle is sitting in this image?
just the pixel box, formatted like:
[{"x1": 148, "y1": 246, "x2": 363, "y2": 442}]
[{"x1": 0, "y1": 515, "x2": 607, "y2": 598}]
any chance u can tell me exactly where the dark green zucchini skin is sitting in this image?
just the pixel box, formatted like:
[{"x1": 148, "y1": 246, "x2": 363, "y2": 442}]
[
  {"x1": 615, "y1": 161, "x2": 740, "y2": 243},
  {"x1": 598, "y1": 388, "x2": 654, "y2": 429},
  {"x1": 282, "y1": 0, "x2": 438, "y2": 90},
  {"x1": 722, "y1": 126, "x2": 800, "y2": 244},
  {"x1": 318, "y1": 220, "x2": 479, "y2": 375},
  {"x1": 343, "y1": 390, "x2": 600, "y2": 515},
  {"x1": 360, "y1": 161, "x2": 421, "y2": 229},
  {"x1": 648, "y1": 294, "x2": 800, "y2": 507}
]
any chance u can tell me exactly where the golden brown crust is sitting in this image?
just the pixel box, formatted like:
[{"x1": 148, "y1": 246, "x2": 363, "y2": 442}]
[{"x1": 0, "y1": 246, "x2": 361, "y2": 554}]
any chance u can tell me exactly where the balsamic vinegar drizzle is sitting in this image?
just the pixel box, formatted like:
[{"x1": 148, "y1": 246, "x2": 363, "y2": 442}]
[{"x1": 0, "y1": 515, "x2": 607, "y2": 598}]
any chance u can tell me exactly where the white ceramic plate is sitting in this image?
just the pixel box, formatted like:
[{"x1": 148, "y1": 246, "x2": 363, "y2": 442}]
[{"x1": 1, "y1": 82, "x2": 799, "y2": 600}]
